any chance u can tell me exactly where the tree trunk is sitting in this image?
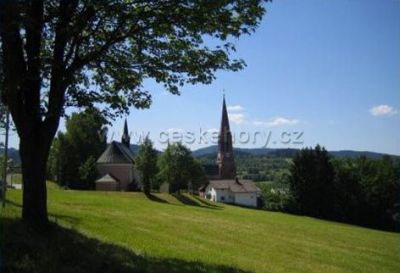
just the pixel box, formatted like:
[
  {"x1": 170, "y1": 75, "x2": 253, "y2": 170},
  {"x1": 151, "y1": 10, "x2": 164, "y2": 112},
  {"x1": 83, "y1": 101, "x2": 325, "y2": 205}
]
[{"x1": 20, "y1": 132, "x2": 52, "y2": 225}]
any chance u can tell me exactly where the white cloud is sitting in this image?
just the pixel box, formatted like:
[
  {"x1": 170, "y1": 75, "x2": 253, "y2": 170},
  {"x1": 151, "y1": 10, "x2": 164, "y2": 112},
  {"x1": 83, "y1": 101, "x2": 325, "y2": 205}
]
[
  {"x1": 229, "y1": 113, "x2": 246, "y2": 124},
  {"x1": 226, "y1": 104, "x2": 246, "y2": 124},
  {"x1": 253, "y1": 117, "x2": 299, "y2": 127},
  {"x1": 227, "y1": 105, "x2": 244, "y2": 112},
  {"x1": 369, "y1": 105, "x2": 398, "y2": 116}
]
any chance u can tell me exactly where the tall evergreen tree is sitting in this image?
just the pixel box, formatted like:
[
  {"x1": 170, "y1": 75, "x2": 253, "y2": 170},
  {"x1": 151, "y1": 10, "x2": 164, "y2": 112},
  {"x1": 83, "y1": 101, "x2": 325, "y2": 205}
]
[
  {"x1": 136, "y1": 137, "x2": 158, "y2": 195},
  {"x1": 331, "y1": 158, "x2": 363, "y2": 223},
  {"x1": 289, "y1": 145, "x2": 335, "y2": 218}
]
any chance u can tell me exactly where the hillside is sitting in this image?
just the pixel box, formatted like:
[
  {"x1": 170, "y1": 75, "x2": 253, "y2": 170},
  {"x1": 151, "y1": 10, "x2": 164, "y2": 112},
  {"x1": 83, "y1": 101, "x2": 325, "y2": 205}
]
[
  {"x1": 192, "y1": 145, "x2": 400, "y2": 159},
  {"x1": 2, "y1": 188, "x2": 399, "y2": 273}
]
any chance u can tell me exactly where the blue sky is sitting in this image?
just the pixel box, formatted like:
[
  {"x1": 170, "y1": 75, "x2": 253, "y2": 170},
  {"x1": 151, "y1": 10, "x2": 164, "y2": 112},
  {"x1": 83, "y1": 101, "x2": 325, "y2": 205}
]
[{"x1": 7, "y1": 0, "x2": 400, "y2": 154}]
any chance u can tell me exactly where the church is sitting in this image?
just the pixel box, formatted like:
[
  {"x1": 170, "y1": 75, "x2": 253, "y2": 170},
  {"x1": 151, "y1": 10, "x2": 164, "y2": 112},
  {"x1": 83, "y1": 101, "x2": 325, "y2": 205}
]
[
  {"x1": 95, "y1": 120, "x2": 142, "y2": 191},
  {"x1": 199, "y1": 96, "x2": 260, "y2": 207}
]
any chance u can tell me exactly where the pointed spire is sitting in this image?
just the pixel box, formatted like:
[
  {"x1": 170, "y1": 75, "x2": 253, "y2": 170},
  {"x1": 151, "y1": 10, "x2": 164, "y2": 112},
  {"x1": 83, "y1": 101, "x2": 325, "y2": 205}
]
[
  {"x1": 123, "y1": 119, "x2": 129, "y2": 135},
  {"x1": 217, "y1": 94, "x2": 236, "y2": 179},
  {"x1": 220, "y1": 93, "x2": 230, "y2": 133},
  {"x1": 121, "y1": 119, "x2": 130, "y2": 148}
]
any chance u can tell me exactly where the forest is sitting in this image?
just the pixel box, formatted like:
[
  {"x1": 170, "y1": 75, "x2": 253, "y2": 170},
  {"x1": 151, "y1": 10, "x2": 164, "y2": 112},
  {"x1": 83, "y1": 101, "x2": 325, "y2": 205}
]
[{"x1": 197, "y1": 146, "x2": 400, "y2": 231}]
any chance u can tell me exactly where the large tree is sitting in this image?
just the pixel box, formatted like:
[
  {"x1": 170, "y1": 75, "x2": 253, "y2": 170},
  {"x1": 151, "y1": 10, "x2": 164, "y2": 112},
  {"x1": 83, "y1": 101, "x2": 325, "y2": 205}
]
[
  {"x1": 136, "y1": 136, "x2": 158, "y2": 195},
  {"x1": 289, "y1": 145, "x2": 335, "y2": 218},
  {"x1": 158, "y1": 142, "x2": 198, "y2": 193},
  {"x1": 48, "y1": 109, "x2": 107, "y2": 189},
  {"x1": 0, "y1": 1, "x2": 266, "y2": 224}
]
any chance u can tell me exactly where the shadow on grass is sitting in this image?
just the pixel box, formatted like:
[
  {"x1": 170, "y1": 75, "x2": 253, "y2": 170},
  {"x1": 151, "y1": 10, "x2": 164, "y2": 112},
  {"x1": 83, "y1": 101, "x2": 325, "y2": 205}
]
[
  {"x1": 144, "y1": 193, "x2": 222, "y2": 210},
  {"x1": 1, "y1": 218, "x2": 253, "y2": 273},
  {"x1": 5, "y1": 200, "x2": 82, "y2": 228},
  {"x1": 145, "y1": 193, "x2": 169, "y2": 204},
  {"x1": 5, "y1": 199, "x2": 22, "y2": 208},
  {"x1": 193, "y1": 196, "x2": 222, "y2": 208},
  {"x1": 171, "y1": 194, "x2": 222, "y2": 210},
  {"x1": 49, "y1": 213, "x2": 82, "y2": 227}
]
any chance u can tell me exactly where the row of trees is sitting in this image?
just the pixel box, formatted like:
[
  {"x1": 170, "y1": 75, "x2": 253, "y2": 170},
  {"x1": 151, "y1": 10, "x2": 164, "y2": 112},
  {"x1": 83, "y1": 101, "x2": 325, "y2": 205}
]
[
  {"x1": 283, "y1": 145, "x2": 399, "y2": 231},
  {"x1": 47, "y1": 110, "x2": 206, "y2": 194},
  {"x1": 137, "y1": 140, "x2": 207, "y2": 194}
]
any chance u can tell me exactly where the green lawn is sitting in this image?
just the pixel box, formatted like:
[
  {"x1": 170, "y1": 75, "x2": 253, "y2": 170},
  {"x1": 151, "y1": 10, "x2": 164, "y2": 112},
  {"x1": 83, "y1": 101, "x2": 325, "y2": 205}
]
[{"x1": 1, "y1": 187, "x2": 399, "y2": 273}]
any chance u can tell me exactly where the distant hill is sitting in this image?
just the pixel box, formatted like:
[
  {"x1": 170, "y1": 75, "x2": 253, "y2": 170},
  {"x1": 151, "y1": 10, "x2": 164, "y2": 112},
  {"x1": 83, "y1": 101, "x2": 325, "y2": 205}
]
[
  {"x1": 329, "y1": 150, "x2": 400, "y2": 160},
  {"x1": 1, "y1": 144, "x2": 146, "y2": 167},
  {"x1": 192, "y1": 145, "x2": 399, "y2": 160},
  {"x1": 2, "y1": 145, "x2": 398, "y2": 168}
]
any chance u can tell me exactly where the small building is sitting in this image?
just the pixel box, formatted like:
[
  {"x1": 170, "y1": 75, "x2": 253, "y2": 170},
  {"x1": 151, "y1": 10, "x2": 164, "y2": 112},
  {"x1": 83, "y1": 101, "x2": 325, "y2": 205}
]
[
  {"x1": 204, "y1": 178, "x2": 260, "y2": 207},
  {"x1": 95, "y1": 173, "x2": 119, "y2": 191},
  {"x1": 95, "y1": 120, "x2": 142, "y2": 191}
]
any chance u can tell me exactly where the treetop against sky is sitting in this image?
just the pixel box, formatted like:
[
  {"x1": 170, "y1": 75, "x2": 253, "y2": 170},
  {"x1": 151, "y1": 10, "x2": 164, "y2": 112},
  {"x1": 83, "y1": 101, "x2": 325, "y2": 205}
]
[{"x1": 4, "y1": 0, "x2": 400, "y2": 155}]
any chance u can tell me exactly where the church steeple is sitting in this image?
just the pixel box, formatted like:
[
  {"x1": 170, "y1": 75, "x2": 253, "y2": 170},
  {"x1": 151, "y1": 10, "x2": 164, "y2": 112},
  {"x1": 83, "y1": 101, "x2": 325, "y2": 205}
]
[
  {"x1": 217, "y1": 95, "x2": 236, "y2": 179},
  {"x1": 121, "y1": 119, "x2": 130, "y2": 148}
]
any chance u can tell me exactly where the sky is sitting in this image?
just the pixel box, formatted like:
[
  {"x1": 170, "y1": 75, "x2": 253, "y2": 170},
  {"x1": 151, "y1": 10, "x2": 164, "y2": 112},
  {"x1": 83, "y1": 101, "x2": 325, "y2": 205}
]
[{"x1": 6, "y1": 0, "x2": 400, "y2": 154}]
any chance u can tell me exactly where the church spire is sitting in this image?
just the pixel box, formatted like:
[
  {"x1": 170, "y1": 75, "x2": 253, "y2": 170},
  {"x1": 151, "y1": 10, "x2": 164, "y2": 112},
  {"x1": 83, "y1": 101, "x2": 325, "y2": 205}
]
[
  {"x1": 217, "y1": 94, "x2": 236, "y2": 179},
  {"x1": 121, "y1": 119, "x2": 130, "y2": 148}
]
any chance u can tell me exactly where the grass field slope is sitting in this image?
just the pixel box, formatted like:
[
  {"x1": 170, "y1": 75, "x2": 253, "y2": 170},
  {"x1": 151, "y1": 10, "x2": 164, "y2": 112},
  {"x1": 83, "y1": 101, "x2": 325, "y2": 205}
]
[{"x1": 1, "y1": 186, "x2": 399, "y2": 273}]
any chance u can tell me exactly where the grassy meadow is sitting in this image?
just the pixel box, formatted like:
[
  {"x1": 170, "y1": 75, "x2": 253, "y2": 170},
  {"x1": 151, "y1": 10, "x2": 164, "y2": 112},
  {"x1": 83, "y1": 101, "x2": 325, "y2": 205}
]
[{"x1": 1, "y1": 186, "x2": 399, "y2": 273}]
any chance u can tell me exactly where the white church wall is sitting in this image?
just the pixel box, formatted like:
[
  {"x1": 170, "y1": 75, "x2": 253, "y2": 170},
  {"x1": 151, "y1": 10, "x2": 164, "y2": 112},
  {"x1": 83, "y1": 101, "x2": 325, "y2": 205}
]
[
  {"x1": 234, "y1": 192, "x2": 257, "y2": 207},
  {"x1": 205, "y1": 185, "x2": 217, "y2": 202}
]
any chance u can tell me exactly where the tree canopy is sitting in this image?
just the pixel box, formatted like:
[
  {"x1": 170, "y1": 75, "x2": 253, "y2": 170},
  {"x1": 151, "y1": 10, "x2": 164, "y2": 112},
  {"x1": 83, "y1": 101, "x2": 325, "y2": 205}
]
[
  {"x1": 136, "y1": 136, "x2": 158, "y2": 195},
  {"x1": 47, "y1": 109, "x2": 107, "y2": 189},
  {"x1": 1, "y1": 0, "x2": 266, "y2": 122},
  {"x1": 0, "y1": 0, "x2": 266, "y2": 223},
  {"x1": 158, "y1": 142, "x2": 205, "y2": 193},
  {"x1": 289, "y1": 145, "x2": 335, "y2": 218},
  {"x1": 286, "y1": 146, "x2": 400, "y2": 231}
]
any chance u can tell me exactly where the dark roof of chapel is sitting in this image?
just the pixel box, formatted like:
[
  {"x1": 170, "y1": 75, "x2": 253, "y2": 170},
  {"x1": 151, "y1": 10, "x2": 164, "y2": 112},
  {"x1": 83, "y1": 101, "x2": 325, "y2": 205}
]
[{"x1": 96, "y1": 141, "x2": 135, "y2": 164}]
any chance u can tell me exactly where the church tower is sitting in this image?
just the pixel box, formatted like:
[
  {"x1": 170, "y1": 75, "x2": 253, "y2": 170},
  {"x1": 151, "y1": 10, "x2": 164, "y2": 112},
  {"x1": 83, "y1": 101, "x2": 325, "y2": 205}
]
[
  {"x1": 217, "y1": 95, "x2": 236, "y2": 179},
  {"x1": 121, "y1": 119, "x2": 130, "y2": 148}
]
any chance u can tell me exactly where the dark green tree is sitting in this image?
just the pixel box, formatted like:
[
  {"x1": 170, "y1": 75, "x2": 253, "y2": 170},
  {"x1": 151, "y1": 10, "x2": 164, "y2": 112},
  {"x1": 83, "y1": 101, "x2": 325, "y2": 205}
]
[
  {"x1": 136, "y1": 137, "x2": 158, "y2": 195},
  {"x1": 357, "y1": 155, "x2": 400, "y2": 230},
  {"x1": 78, "y1": 155, "x2": 98, "y2": 190},
  {"x1": 47, "y1": 109, "x2": 107, "y2": 189},
  {"x1": 0, "y1": 0, "x2": 266, "y2": 224},
  {"x1": 331, "y1": 158, "x2": 363, "y2": 223},
  {"x1": 158, "y1": 143, "x2": 198, "y2": 193},
  {"x1": 157, "y1": 143, "x2": 173, "y2": 190},
  {"x1": 189, "y1": 159, "x2": 208, "y2": 193},
  {"x1": 289, "y1": 145, "x2": 335, "y2": 218},
  {"x1": 47, "y1": 132, "x2": 69, "y2": 187}
]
